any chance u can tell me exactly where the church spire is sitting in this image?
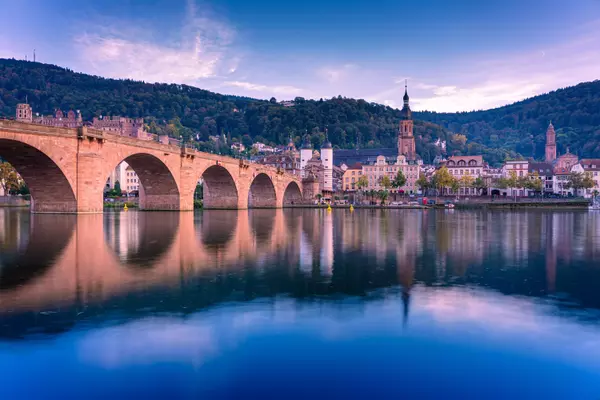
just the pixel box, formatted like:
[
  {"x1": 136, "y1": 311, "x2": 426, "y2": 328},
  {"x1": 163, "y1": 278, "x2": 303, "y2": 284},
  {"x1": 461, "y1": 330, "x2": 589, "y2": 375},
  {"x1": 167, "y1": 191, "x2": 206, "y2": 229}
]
[
  {"x1": 545, "y1": 121, "x2": 557, "y2": 163},
  {"x1": 403, "y1": 79, "x2": 409, "y2": 105}
]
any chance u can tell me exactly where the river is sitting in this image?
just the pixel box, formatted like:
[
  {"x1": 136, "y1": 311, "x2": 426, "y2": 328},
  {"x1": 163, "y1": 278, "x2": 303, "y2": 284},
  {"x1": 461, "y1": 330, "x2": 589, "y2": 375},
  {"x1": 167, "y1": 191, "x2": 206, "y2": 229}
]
[{"x1": 0, "y1": 208, "x2": 599, "y2": 399}]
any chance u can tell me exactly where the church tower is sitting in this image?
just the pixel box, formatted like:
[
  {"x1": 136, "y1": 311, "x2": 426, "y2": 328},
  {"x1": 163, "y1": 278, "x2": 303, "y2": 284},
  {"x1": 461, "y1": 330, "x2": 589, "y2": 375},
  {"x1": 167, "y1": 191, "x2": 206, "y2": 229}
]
[
  {"x1": 545, "y1": 122, "x2": 556, "y2": 163},
  {"x1": 397, "y1": 81, "x2": 416, "y2": 160}
]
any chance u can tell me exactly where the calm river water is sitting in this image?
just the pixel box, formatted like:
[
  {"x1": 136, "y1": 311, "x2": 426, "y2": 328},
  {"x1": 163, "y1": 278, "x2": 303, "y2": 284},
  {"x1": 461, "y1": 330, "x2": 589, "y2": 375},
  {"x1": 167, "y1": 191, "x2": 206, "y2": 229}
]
[{"x1": 0, "y1": 208, "x2": 599, "y2": 399}]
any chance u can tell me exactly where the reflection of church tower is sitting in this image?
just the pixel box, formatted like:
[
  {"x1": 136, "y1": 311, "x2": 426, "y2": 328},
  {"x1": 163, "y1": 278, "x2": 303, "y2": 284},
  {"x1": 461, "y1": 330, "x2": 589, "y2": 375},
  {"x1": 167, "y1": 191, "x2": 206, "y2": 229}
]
[
  {"x1": 545, "y1": 122, "x2": 557, "y2": 163},
  {"x1": 397, "y1": 81, "x2": 416, "y2": 160},
  {"x1": 320, "y1": 210, "x2": 334, "y2": 277}
]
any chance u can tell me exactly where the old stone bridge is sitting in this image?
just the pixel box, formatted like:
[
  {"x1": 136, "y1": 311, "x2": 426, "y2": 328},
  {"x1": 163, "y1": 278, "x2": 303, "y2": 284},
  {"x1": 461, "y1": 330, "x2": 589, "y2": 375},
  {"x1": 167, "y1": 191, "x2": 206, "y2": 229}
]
[{"x1": 0, "y1": 120, "x2": 304, "y2": 213}]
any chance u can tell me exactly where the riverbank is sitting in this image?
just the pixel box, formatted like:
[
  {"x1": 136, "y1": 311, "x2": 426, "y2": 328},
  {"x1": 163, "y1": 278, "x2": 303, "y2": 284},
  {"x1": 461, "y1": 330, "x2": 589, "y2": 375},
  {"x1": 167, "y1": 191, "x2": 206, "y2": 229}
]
[
  {"x1": 448, "y1": 200, "x2": 590, "y2": 210},
  {"x1": 0, "y1": 196, "x2": 30, "y2": 207}
]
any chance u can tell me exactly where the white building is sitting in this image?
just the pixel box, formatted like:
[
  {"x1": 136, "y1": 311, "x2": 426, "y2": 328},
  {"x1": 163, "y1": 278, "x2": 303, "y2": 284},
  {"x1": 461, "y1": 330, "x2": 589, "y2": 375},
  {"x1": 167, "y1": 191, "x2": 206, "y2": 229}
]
[
  {"x1": 321, "y1": 139, "x2": 333, "y2": 192},
  {"x1": 571, "y1": 159, "x2": 600, "y2": 198},
  {"x1": 231, "y1": 142, "x2": 246, "y2": 152},
  {"x1": 299, "y1": 136, "x2": 334, "y2": 192},
  {"x1": 106, "y1": 161, "x2": 140, "y2": 195},
  {"x1": 446, "y1": 155, "x2": 484, "y2": 178},
  {"x1": 252, "y1": 142, "x2": 276, "y2": 153}
]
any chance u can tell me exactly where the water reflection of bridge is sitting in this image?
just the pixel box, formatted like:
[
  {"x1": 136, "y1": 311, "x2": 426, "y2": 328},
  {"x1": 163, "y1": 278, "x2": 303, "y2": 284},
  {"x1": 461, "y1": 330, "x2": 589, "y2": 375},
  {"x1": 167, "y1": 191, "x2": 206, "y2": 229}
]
[{"x1": 1, "y1": 209, "x2": 600, "y2": 318}]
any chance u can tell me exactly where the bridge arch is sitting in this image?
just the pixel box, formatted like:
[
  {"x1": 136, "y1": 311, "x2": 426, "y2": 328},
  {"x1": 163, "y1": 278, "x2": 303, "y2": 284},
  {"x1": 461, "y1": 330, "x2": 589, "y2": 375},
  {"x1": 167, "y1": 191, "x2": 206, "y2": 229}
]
[
  {"x1": 248, "y1": 173, "x2": 277, "y2": 208},
  {"x1": 0, "y1": 212, "x2": 76, "y2": 289},
  {"x1": 201, "y1": 165, "x2": 239, "y2": 209},
  {"x1": 283, "y1": 181, "x2": 302, "y2": 206},
  {"x1": 0, "y1": 139, "x2": 77, "y2": 213},
  {"x1": 106, "y1": 153, "x2": 180, "y2": 210},
  {"x1": 198, "y1": 210, "x2": 238, "y2": 251},
  {"x1": 103, "y1": 212, "x2": 180, "y2": 269}
]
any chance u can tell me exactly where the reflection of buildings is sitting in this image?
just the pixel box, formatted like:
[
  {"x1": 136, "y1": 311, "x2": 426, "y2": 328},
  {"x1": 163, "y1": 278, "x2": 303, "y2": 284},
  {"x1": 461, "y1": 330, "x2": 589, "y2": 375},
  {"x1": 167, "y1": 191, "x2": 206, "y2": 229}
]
[
  {"x1": 0, "y1": 208, "x2": 28, "y2": 254},
  {"x1": 104, "y1": 214, "x2": 140, "y2": 261},
  {"x1": 3, "y1": 208, "x2": 600, "y2": 325}
]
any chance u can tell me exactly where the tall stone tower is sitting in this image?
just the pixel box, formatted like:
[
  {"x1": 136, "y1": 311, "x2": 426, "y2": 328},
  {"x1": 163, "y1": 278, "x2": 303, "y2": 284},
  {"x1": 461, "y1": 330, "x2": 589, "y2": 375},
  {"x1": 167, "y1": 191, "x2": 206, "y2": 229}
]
[
  {"x1": 300, "y1": 136, "x2": 313, "y2": 178},
  {"x1": 321, "y1": 132, "x2": 333, "y2": 192},
  {"x1": 397, "y1": 81, "x2": 416, "y2": 160},
  {"x1": 16, "y1": 103, "x2": 33, "y2": 122},
  {"x1": 545, "y1": 122, "x2": 557, "y2": 163}
]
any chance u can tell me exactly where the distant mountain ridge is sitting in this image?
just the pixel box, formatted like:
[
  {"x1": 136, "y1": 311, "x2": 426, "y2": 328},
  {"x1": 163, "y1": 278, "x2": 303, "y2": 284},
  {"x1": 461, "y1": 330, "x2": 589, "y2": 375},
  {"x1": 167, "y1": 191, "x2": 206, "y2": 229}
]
[
  {"x1": 1, "y1": 58, "x2": 599, "y2": 166},
  {"x1": 415, "y1": 80, "x2": 600, "y2": 162}
]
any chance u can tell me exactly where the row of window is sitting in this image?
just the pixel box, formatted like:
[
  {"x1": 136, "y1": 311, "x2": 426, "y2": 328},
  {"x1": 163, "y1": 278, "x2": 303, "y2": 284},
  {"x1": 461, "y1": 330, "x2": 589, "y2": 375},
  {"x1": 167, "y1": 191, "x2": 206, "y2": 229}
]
[
  {"x1": 449, "y1": 168, "x2": 482, "y2": 176},
  {"x1": 447, "y1": 160, "x2": 480, "y2": 167}
]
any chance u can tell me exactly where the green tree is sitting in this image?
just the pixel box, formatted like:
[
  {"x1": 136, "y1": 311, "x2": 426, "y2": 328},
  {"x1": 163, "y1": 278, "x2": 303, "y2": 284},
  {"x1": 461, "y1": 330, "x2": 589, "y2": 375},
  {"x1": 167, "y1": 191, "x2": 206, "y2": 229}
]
[
  {"x1": 194, "y1": 183, "x2": 203, "y2": 199},
  {"x1": 113, "y1": 180, "x2": 122, "y2": 196},
  {"x1": 459, "y1": 175, "x2": 474, "y2": 197},
  {"x1": 499, "y1": 171, "x2": 526, "y2": 201},
  {"x1": 433, "y1": 166, "x2": 455, "y2": 198},
  {"x1": 450, "y1": 179, "x2": 460, "y2": 195},
  {"x1": 392, "y1": 170, "x2": 407, "y2": 191},
  {"x1": 380, "y1": 175, "x2": 392, "y2": 190},
  {"x1": 567, "y1": 172, "x2": 596, "y2": 196},
  {"x1": 472, "y1": 176, "x2": 487, "y2": 196},
  {"x1": 0, "y1": 162, "x2": 20, "y2": 195},
  {"x1": 416, "y1": 173, "x2": 430, "y2": 195},
  {"x1": 377, "y1": 190, "x2": 389, "y2": 206},
  {"x1": 356, "y1": 174, "x2": 369, "y2": 204},
  {"x1": 525, "y1": 172, "x2": 543, "y2": 194}
]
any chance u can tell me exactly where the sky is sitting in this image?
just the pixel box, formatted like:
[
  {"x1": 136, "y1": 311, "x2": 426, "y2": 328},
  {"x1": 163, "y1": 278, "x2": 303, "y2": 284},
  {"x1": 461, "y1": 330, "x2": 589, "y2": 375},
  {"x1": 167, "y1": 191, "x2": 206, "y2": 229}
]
[{"x1": 0, "y1": 0, "x2": 599, "y2": 112}]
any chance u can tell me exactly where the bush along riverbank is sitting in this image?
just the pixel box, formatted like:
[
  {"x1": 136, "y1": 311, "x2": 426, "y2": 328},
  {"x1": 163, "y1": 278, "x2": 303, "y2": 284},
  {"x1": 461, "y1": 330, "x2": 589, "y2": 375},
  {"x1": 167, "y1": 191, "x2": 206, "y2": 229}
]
[{"x1": 104, "y1": 201, "x2": 138, "y2": 209}]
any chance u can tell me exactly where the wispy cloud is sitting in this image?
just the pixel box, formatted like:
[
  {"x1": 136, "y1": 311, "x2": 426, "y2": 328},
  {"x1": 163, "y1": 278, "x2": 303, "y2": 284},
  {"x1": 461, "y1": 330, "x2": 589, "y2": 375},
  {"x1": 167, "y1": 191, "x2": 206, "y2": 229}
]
[
  {"x1": 317, "y1": 64, "x2": 358, "y2": 83},
  {"x1": 409, "y1": 21, "x2": 600, "y2": 112},
  {"x1": 222, "y1": 80, "x2": 304, "y2": 97},
  {"x1": 73, "y1": 0, "x2": 238, "y2": 84}
]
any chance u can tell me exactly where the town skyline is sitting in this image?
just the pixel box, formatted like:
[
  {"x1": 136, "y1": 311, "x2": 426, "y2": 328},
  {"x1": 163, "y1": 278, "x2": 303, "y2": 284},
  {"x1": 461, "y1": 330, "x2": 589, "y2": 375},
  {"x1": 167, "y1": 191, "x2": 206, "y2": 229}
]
[{"x1": 1, "y1": 0, "x2": 599, "y2": 112}]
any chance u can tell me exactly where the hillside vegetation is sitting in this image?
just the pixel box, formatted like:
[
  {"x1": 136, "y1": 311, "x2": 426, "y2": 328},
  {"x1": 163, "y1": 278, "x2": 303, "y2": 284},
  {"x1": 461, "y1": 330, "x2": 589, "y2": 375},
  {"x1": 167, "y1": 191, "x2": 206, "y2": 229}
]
[
  {"x1": 1, "y1": 58, "x2": 599, "y2": 166},
  {"x1": 416, "y1": 80, "x2": 600, "y2": 162}
]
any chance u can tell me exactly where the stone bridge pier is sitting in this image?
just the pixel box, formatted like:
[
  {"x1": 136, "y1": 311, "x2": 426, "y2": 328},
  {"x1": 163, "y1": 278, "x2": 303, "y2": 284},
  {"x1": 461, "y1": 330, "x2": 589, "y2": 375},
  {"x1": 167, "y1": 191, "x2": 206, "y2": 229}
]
[{"x1": 0, "y1": 121, "x2": 305, "y2": 213}]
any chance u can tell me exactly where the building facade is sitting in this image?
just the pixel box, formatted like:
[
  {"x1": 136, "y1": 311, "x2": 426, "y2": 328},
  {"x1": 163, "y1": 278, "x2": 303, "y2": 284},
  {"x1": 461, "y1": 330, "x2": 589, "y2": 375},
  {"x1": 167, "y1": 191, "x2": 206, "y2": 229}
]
[
  {"x1": 106, "y1": 161, "x2": 140, "y2": 195},
  {"x1": 528, "y1": 162, "x2": 554, "y2": 194},
  {"x1": 343, "y1": 155, "x2": 419, "y2": 194},
  {"x1": 447, "y1": 156, "x2": 484, "y2": 177},
  {"x1": 92, "y1": 116, "x2": 150, "y2": 140},
  {"x1": 342, "y1": 163, "x2": 363, "y2": 192},
  {"x1": 571, "y1": 159, "x2": 600, "y2": 198}
]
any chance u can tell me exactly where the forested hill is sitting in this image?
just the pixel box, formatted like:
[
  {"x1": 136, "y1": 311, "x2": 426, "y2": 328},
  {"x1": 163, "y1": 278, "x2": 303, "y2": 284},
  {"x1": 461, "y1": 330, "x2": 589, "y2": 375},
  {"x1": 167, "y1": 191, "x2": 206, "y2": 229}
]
[
  {"x1": 1, "y1": 58, "x2": 599, "y2": 166},
  {"x1": 415, "y1": 80, "x2": 600, "y2": 162}
]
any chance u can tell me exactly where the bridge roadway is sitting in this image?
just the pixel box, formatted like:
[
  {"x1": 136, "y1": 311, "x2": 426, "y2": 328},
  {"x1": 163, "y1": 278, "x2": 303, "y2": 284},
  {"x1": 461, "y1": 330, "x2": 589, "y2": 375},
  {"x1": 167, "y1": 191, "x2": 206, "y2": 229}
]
[{"x1": 0, "y1": 120, "x2": 303, "y2": 213}]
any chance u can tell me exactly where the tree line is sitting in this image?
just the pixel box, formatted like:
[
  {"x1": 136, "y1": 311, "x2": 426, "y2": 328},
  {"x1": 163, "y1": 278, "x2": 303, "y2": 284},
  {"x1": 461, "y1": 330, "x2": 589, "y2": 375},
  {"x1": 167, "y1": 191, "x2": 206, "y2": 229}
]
[{"x1": 1, "y1": 59, "x2": 599, "y2": 167}]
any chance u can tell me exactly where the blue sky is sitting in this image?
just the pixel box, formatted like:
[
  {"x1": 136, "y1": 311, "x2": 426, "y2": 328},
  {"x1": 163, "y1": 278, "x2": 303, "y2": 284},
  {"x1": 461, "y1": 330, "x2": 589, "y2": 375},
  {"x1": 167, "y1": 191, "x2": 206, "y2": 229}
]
[{"x1": 1, "y1": 0, "x2": 599, "y2": 112}]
